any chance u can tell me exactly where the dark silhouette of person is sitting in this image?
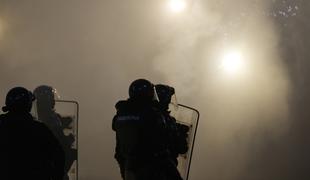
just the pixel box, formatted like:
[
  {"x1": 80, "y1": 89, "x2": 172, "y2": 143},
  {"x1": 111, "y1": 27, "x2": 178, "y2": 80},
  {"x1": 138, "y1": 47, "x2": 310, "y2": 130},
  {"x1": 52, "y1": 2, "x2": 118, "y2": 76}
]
[
  {"x1": 33, "y1": 85, "x2": 77, "y2": 180},
  {"x1": 112, "y1": 79, "x2": 170, "y2": 180},
  {"x1": 0, "y1": 87, "x2": 65, "y2": 180},
  {"x1": 155, "y1": 84, "x2": 190, "y2": 180}
]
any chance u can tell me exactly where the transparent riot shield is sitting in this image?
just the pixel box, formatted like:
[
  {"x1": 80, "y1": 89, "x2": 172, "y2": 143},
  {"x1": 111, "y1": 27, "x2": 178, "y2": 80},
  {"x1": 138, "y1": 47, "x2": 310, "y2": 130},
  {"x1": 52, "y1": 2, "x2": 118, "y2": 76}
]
[
  {"x1": 169, "y1": 104, "x2": 199, "y2": 180},
  {"x1": 55, "y1": 100, "x2": 79, "y2": 180},
  {"x1": 32, "y1": 100, "x2": 79, "y2": 180}
]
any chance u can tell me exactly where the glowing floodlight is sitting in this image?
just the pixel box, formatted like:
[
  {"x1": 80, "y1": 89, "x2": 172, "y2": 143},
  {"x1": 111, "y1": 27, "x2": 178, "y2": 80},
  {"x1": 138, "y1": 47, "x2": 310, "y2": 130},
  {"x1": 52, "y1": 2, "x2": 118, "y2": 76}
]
[
  {"x1": 169, "y1": 0, "x2": 187, "y2": 13},
  {"x1": 221, "y1": 51, "x2": 244, "y2": 74}
]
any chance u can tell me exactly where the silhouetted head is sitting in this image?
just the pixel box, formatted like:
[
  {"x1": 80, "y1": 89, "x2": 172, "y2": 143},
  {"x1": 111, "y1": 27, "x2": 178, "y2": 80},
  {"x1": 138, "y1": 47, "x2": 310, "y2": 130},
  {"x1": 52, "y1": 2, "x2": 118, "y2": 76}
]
[
  {"x1": 155, "y1": 84, "x2": 175, "y2": 110},
  {"x1": 2, "y1": 87, "x2": 35, "y2": 113},
  {"x1": 129, "y1": 79, "x2": 155, "y2": 101},
  {"x1": 33, "y1": 85, "x2": 58, "y2": 109}
]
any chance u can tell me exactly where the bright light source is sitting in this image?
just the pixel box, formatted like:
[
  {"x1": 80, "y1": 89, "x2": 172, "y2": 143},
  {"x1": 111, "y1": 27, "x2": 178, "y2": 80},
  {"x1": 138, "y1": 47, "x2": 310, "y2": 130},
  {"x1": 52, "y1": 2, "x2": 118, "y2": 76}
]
[
  {"x1": 168, "y1": 0, "x2": 187, "y2": 13},
  {"x1": 221, "y1": 51, "x2": 244, "y2": 74}
]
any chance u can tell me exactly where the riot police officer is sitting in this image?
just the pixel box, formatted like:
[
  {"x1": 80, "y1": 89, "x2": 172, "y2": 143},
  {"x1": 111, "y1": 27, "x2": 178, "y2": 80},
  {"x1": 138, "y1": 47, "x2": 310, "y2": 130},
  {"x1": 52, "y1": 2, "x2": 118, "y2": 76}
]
[
  {"x1": 155, "y1": 84, "x2": 190, "y2": 180},
  {"x1": 33, "y1": 85, "x2": 77, "y2": 180},
  {"x1": 0, "y1": 87, "x2": 65, "y2": 180},
  {"x1": 113, "y1": 79, "x2": 169, "y2": 180}
]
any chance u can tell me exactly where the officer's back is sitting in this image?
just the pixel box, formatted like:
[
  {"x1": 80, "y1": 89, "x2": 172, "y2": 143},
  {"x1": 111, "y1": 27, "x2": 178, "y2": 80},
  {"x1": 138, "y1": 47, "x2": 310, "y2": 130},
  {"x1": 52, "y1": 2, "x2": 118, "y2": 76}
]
[
  {"x1": 0, "y1": 87, "x2": 65, "y2": 180},
  {"x1": 113, "y1": 79, "x2": 168, "y2": 180},
  {"x1": 113, "y1": 98, "x2": 166, "y2": 160}
]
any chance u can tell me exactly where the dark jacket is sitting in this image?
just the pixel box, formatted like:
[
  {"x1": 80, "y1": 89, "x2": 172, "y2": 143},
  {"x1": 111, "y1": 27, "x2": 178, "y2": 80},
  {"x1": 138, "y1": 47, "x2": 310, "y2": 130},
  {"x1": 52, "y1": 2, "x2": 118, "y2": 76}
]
[
  {"x1": 0, "y1": 112, "x2": 65, "y2": 180},
  {"x1": 164, "y1": 111, "x2": 189, "y2": 165},
  {"x1": 36, "y1": 108, "x2": 77, "y2": 174},
  {"x1": 113, "y1": 99, "x2": 167, "y2": 170}
]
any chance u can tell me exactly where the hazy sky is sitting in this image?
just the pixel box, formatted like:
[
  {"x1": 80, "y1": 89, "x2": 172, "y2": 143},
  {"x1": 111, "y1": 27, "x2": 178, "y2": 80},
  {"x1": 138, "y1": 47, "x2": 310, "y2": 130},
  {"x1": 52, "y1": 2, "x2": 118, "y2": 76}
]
[{"x1": 0, "y1": 0, "x2": 309, "y2": 179}]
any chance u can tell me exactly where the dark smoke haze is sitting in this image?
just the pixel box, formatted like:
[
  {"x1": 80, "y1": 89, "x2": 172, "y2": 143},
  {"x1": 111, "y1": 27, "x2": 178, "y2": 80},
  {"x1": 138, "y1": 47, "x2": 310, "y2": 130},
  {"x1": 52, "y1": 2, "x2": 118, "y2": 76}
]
[{"x1": 0, "y1": 0, "x2": 309, "y2": 179}]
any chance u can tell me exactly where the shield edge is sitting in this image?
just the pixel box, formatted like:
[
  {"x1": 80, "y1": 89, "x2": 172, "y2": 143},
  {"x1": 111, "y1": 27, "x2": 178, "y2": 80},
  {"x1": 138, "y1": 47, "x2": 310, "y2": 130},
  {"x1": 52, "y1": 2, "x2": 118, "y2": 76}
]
[
  {"x1": 178, "y1": 104, "x2": 200, "y2": 180},
  {"x1": 55, "y1": 100, "x2": 79, "y2": 180}
]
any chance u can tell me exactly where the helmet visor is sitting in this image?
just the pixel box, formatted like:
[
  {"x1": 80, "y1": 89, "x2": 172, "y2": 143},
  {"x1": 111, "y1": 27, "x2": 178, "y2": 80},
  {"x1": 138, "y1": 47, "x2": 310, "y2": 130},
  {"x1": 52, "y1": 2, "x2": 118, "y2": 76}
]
[
  {"x1": 153, "y1": 86, "x2": 160, "y2": 102},
  {"x1": 168, "y1": 93, "x2": 179, "y2": 112}
]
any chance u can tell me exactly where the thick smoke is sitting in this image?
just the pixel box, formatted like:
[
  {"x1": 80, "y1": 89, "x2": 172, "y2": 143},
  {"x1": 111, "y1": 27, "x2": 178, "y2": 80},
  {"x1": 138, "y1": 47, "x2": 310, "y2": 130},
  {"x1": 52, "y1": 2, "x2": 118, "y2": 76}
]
[
  {"x1": 0, "y1": 0, "x2": 308, "y2": 180},
  {"x1": 153, "y1": 0, "x2": 294, "y2": 179}
]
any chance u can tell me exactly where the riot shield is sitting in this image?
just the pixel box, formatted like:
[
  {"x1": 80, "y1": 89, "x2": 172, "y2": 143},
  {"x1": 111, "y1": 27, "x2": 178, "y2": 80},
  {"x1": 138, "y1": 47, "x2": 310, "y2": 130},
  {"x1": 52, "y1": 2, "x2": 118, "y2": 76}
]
[
  {"x1": 32, "y1": 100, "x2": 79, "y2": 180},
  {"x1": 169, "y1": 104, "x2": 199, "y2": 180},
  {"x1": 54, "y1": 100, "x2": 79, "y2": 180}
]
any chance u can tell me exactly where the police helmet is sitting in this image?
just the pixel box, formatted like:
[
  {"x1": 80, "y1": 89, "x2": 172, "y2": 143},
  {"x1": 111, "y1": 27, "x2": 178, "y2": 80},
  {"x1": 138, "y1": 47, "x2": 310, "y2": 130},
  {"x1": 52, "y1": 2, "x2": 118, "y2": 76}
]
[
  {"x1": 33, "y1": 85, "x2": 58, "y2": 99},
  {"x1": 33, "y1": 85, "x2": 58, "y2": 108},
  {"x1": 155, "y1": 84, "x2": 175, "y2": 108},
  {"x1": 2, "y1": 87, "x2": 35, "y2": 112},
  {"x1": 129, "y1": 79, "x2": 155, "y2": 100}
]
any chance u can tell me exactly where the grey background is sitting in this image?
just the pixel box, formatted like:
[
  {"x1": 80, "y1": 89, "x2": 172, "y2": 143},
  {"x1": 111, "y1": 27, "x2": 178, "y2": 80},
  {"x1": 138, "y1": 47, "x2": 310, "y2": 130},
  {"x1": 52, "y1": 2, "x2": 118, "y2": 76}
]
[{"x1": 0, "y1": 0, "x2": 309, "y2": 179}]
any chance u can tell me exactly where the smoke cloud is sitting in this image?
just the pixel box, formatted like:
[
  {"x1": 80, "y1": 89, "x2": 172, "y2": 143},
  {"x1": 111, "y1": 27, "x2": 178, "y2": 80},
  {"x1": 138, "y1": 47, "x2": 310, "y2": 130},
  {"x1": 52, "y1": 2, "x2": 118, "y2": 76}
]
[{"x1": 0, "y1": 0, "x2": 308, "y2": 179}]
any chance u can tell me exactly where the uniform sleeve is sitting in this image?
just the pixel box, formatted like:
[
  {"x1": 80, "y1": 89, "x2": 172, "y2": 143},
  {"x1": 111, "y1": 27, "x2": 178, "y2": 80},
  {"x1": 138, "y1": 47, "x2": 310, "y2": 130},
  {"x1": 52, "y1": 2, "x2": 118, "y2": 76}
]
[{"x1": 112, "y1": 115, "x2": 118, "y2": 131}]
